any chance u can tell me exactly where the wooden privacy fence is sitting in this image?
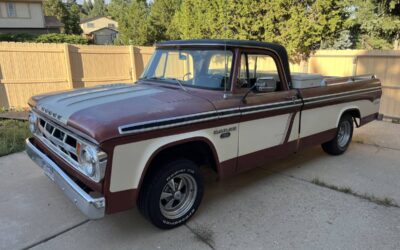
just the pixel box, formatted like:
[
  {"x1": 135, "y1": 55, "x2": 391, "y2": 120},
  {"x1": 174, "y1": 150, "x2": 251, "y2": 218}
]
[
  {"x1": 0, "y1": 42, "x2": 153, "y2": 108},
  {"x1": 0, "y1": 42, "x2": 399, "y2": 119}
]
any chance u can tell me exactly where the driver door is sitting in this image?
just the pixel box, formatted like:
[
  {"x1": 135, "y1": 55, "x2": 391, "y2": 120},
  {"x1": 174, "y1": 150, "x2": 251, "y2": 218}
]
[{"x1": 236, "y1": 50, "x2": 301, "y2": 173}]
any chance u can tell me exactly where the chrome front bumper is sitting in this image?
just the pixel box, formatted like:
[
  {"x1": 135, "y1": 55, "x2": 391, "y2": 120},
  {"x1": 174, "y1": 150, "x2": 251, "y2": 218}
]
[{"x1": 25, "y1": 138, "x2": 105, "y2": 219}]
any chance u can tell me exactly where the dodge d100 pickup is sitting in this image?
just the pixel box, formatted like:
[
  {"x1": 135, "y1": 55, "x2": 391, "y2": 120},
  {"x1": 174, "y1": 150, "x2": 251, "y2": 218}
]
[{"x1": 26, "y1": 39, "x2": 382, "y2": 229}]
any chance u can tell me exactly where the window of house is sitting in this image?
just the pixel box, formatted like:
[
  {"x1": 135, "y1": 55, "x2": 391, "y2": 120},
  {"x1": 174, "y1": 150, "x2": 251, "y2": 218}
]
[
  {"x1": 87, "y1": 22, "x2": 94, "y2": 28},
  {"x1": 108, "y1": 23, "x2": 115, "y2": 29},
  {"x1": 7, "y1": 2, "x2": 17, "y2": 17},
  {"x1": 238, "y1": 53, "x2": 280, "y2": 89}
]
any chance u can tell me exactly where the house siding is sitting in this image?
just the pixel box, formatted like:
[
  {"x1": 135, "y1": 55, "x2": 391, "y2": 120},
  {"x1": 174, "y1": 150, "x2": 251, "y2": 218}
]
[
  {"x1": 80, "y1": 17, "x2": 118, "y2": 35},
  {"x1": 0, "y1": 2, "x2": 44, "y2": 28}
]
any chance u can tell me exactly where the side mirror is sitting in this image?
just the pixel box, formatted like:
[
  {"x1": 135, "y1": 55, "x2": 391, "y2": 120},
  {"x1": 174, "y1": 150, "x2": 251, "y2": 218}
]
[{"x1": 255, "y1": 77, "x2": 276, "y2": 92}]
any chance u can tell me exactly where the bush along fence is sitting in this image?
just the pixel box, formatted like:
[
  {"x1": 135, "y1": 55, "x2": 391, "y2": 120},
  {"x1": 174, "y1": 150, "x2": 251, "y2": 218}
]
[{"x1": 0, "y1": 42, "x2": 399, "y2": 119}]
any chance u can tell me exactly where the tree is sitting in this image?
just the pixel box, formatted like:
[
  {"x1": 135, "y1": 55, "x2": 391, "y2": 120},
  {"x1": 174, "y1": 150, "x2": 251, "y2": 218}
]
[
  {"x1": 43, "y1": 0, "x2": 69, "y2": 31},
  {"x1": 350, "y1": 0, "x2": 400, "y2": 49},
  {"x1": 43, "y1": 0, "x2": 82, "y2": 35},
  {"x1": 170, "y1": 0, "x2": 348, "y2": 62},
  {"x1": 108, "y1": 0, "x2": 131, "y2": 21},
  {"x1": 117, "y1": 0, "x2": 149, "y2": 45},
  {"x1": 82, "y1": 0, "x2": 93, "y2": 16},
  {"x1": 90, "y1": 0, "x2": 107, "y2": 17},
  {"x1": 66, "y1": 3, "x2": 83, "y2": 34},
  {"x1": 148, "y1": 0, "x2": 181, "y2": 43}
]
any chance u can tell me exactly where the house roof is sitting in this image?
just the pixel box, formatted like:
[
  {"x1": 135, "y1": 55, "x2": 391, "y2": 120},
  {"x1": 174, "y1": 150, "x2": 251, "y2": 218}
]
[
  {"x1": 89, "y1": 27, "x2": 119, "y2": 34},
  {"x1": 44, "y1": 16, "x2": 64, "y2": 28},
  {"x1": 80, "y1": 16, "x2": 115, "y2": 24}
]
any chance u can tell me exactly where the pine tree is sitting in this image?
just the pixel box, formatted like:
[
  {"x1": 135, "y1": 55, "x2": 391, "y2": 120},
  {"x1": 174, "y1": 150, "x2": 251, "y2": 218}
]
[
  {"x1": 350, "y1": 0, "x2": 400, "y2": 49},
  {"x1": 148, "y1": 0, "x2": 181, "y2": 43},
  {"x1": 67, "y1": 3, "x2": 83, "y2": 34},
  {"x1": 90, "y1": 0, "x2": 107, "y2": 17},
  {"x1": 117, "y1": 0, "x2": 149, "y2": 45},
  {"x1": 82, "y1": 0, "x2": 93, "y2": 16},
  {"x1": 108, "y1": 0, "x2": 131, "y2": 21},
  {"x1": 170, "y1": 0, "x2": 349, "y2": 62},
  {"x1": 43, "y1": 0, "x2": 69, "y2": 33}
]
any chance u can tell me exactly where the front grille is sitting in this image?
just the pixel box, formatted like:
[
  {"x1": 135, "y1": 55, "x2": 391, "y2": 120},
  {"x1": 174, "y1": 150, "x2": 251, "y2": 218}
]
[
  {"x1": 37, "y1": 117, "x2": 80, "y2": 164},
  {"x1": 32, "y1": 111, "x2": 107, "y2": 182}
]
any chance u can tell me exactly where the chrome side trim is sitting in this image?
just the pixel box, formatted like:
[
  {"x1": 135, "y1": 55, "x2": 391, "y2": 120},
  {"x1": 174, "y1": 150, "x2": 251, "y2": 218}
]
[
  {"x1": 118, "y1": 100, "x2": 300, "y2": 134},
  {"x1": 118, "y1": 86, "x2": 380, "y2": 135},
  {"x1": 26, "y1": 138, "x2": 105, "y2": 219},
  {"x1": 304, "y1": 90, "x2": 381, "y2": 105},
  {"x1": 302, "y1": 86, "x2": 381, "y2": 102}
]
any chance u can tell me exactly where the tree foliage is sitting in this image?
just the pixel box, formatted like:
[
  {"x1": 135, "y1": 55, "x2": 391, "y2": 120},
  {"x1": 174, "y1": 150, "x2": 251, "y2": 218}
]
[
  {"x1": 116, "y1": 0, "x2": 149, "y2": 45},
  {"x1": 82, "y1": 0, "x2": 94, "y2": 16},
  {"x1": 108, "y1": 0, "x2": 131, "y2": 21},
  {"x1": 43, "y1": 0, "x2": 82, "y2": 35},
  {"x1": 90, "y1": 0, "x2": 107, "y2": 17},
  {"x1": 170, "y1": 0, "x2": 349, "y2": 62},
  {"x1": 148, "y1": 0, "x2": 181, "y2": 43},
  {"x1": 350, "y1": 0, "x2": 400, "y2": 49},
  {"x1": 101, "y1": 0, "x2": 400, "y2": 58}
]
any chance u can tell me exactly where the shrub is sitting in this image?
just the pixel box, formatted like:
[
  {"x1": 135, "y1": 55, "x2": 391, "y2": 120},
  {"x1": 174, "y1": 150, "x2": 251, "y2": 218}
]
[
  {"x1": 0, "y1": 33, "x2": 36, "y2": 42},
  {"x1": 0, "y1": 120, "x2": 31, "y2": 157},
  {"x1": 35, "y1": 33, "x2": 89, "y2": 44},
  {"x1": 0, "y1": 33, "x2": 89, "y2": 44}
]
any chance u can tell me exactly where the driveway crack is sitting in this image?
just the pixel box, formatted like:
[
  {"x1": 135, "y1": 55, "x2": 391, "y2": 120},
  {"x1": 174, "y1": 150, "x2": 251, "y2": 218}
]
[
  {"x1": 353, "y1": 140, "x2": 400, "y2": 152},
  {"x1": 21, "y1": 219, "x2": 90, "y2": 250},
  {"x1": 274, "y1": 171, "x2": 400, "y2": 209},
  {"x1": 185, "y1": 224, "x2": 216, "y2": 250}
]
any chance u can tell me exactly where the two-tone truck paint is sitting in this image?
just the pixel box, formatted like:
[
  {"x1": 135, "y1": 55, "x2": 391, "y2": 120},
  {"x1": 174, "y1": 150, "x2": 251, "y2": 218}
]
[{"x1": 26, "y1": 40, "x2": 381, "y2": 229}]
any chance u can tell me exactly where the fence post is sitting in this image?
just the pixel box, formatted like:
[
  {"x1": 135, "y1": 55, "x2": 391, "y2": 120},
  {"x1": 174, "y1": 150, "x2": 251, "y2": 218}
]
[
  {"x1": 63, "y1": 43, "x2": 74, "y2": 89},
  {"x1": 129, "y1": 45, "x2": 138, "y2": 82},
  {"x1": 352, "y1": 56, "x2": 358, "y2": 76}
]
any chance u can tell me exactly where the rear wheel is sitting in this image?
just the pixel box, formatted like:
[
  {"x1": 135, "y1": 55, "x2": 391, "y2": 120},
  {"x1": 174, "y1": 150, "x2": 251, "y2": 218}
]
[
  {"x1": 138, "y1": 159, "x2": 204, "y2": 229},
  {"x1": 322, "y1": 114, "x2": 353, "y2": 155}
]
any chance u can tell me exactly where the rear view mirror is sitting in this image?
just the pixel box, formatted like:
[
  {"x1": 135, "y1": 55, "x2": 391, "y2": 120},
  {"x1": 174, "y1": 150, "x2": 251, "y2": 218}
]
[
  {"x1": 255, "y1": 77, "x2": 276, "y2": 92},
  {"x1": 179, "y1": 52, "x2": 187, "y2": 60}
]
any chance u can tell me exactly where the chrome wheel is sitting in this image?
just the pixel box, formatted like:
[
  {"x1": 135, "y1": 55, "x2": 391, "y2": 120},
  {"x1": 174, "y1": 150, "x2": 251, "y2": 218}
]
[
  {"x1": 337, "y1": 120, "x2": 352, "y2": 148},
  {"x1": 159, "y1": 173, "x2": 197, "y2": 220}
]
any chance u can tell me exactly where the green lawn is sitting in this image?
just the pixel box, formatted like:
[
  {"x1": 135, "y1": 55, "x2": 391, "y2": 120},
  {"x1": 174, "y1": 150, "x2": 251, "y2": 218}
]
[{"x1": 0, "y1": 119, "x2": 31, "y2": 157}]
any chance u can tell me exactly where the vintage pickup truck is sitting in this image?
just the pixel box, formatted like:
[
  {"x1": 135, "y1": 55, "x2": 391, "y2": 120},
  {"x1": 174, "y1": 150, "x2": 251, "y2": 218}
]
[{"x1": 26, "y1": 40, "x2": 382, "y2": 229}]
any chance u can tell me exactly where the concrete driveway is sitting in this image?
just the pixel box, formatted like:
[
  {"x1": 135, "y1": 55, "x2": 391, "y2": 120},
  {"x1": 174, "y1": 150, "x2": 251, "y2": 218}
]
[{"x1": 1, "y1": 121, "x2": 400, "y2": 250}]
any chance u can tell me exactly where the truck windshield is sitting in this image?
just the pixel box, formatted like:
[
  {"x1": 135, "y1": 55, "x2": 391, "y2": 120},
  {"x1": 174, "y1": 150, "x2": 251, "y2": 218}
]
[{"x1": 141, "y1": 49, "x2": 233, "y2": 90}]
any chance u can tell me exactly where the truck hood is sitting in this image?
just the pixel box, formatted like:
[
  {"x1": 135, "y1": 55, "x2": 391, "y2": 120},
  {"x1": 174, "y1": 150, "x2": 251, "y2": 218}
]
[{"x1": 30, "y1": 83, "x2": 215, "y2": 143}]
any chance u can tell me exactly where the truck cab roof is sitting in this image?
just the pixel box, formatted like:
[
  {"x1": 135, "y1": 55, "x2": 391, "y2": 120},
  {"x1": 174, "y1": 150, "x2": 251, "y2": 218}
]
[{"x1": 156, "y1": 39, "x2": 293, "y2": 87}]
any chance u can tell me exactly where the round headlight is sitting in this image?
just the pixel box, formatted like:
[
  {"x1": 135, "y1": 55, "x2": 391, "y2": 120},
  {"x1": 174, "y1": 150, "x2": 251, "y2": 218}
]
[
  {"x1": 85, "y1": 163, "x2": 96, "y2": 177},
  {"x1": 28, "y1": 113, "x2": 38, "y2": 133},
  {"x1": 81, "y1": 148, "x2": 97, "y2": 177}
]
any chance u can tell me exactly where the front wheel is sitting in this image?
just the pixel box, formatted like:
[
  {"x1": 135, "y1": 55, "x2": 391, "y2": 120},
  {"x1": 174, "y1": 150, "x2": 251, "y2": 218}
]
[
  {"x1": 321, "y1": 114, "x2": 354, "y2": 155},
  {"x1": 138, "y1": 159, "x2": 204, "y2": 229}
]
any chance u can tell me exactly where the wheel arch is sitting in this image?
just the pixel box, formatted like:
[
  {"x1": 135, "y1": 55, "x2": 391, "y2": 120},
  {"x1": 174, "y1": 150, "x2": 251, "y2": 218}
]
[
  {"x1": 337, "y1": 107, "x2": 361, "y2": 127},
  {"x1": 135, "y1": 137, "x2": 220, "y2": 201}
]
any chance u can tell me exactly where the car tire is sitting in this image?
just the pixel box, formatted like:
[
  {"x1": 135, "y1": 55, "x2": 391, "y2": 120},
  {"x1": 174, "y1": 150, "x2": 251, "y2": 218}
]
[
  {"x1": 138, "y1": 159, "x2": 204, "y2": 229},
  {"x1": 321, "y1": 114, "x2": 354, "y2": 155}
]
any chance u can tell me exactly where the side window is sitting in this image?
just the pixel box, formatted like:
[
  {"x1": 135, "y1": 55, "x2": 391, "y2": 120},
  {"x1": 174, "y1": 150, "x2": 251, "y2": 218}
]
[
  {"x1": 208, "y1": 53, "x2": 232, "y2": 76},
  {"x1": 7, "y1": 2, "x2": 16, "y2": 17},
  {"x1": 238, "y1": 53, "x2": 281, "y2": 90},
  {"x1": 87, "y1": 22, "x2": 94, "y2": 28}
]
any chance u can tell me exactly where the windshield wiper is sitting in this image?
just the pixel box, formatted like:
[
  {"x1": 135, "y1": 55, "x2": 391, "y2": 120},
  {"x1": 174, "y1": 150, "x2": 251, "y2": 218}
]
[
  {"x1": 165, "y1": 77, "x2": 188, "y2": 92},
  {"x1": 141, "y1": 76, "x2": 188, "y2": 92}
]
